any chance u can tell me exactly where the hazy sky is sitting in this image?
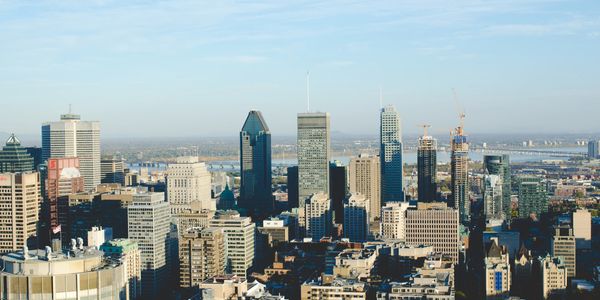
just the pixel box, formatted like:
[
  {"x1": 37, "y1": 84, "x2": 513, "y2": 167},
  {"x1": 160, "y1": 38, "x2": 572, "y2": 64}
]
[{"x1": 1, "y1": 0, "x2": 599, "y2": 139}]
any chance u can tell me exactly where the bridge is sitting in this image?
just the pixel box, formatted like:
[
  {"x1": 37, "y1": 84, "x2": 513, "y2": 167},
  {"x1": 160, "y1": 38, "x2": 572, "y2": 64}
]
[{"x1": 470, "y1": 147, "x2": 586, "y2": 158}]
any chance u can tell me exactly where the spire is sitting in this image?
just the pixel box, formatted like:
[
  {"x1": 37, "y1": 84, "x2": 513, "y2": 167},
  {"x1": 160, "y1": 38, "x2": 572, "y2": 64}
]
[{"x1": 6, "y1": 133, "x2": 21, "y2": 145}]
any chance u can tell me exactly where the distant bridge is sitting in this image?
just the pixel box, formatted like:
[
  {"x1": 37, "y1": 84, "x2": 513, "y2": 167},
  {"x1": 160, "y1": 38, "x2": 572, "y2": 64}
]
[
  {"x1": 471, "y1": 147, "x2": 586, "y2": 158},
  {"x1": 207, "y1": 161, "x2": 292, "y2": 171}
]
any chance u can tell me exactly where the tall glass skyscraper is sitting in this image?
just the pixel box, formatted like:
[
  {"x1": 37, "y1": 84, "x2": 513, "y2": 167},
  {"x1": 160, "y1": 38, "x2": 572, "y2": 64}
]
[
  {"x1": 42, "y1": 113, "x2": 100, "y2": 191},
  {"x1": 297, "y1": 112, "x2": 331, "y2": 207},
  {"x1": 380, "y1": 105, "x2": 403, "y2": 202},
  {"x1": 516, "y1": 176, "x2": 548, "y2": 219},
  {"x1": 0, "y1": 134, "x2": 34, "y2": 173},
  {"x1": 240, "y1": 110, "x2": 273, "y2": 218},
  {"x1": 417, "y1": 133, "x2": 437, "y2": 202},
  {"x1": 484, "y1": 155, "x2": 511, "y2": 220},
  {"x1": 450, "y1": 121, "x2": 469, "y2": 224}
]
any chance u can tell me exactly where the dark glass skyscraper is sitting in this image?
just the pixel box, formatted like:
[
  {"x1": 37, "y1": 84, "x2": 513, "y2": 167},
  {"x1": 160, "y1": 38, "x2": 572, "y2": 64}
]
[
  {"x1": 329, "y1": 160, "x2": 347, "y2": 224},
  {"x1": 380, "y1": 105, "x2": 403, "y2": 202},
  {"x1": 483, "y1": 155, "x2": 511, "y2": 219},
  {"x1": 0, "y1": 134, "x2": 34, "y2": 173},
  {"x1": 240, "y1": 110, "x2": 273, "y2": 219},
  {"x1": 417, "y1": 133, "x2": 437, "y2": 202}
]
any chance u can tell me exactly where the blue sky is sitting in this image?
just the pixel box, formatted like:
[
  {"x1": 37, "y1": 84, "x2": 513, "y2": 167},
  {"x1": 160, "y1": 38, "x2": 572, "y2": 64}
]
[{"x1": 1, "y1": 0, "x2": 599, "y2": 138}]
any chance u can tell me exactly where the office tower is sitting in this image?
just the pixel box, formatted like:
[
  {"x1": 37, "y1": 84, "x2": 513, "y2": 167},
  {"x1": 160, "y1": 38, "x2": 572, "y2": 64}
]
[
  {"x1": 239, "y1": 110, "x2": 273, "y2": 218},
  {"x1": 380, "y1": 201, "x2": 409, "y2": 240},
  {"x1": 483, "y1": 155, "x2": 511, "y2": 219},
  {"x1": 166, "y1": 156, "x2": 214, "y2": 214},
  {"x1": 209, "y1": 210, "x2": 255, "y2": 277},
  {"x1": 516, "y1": 176, "x2": 548, "y2": 219},
  {"x1": 405, "y1": 203, "x2": 460, "y2": 263},
  {"x1": 537, "y1": 255, "x2": 568, "y2": 299},
  {"x1": 174, "y1": 206, "x2": 215, "y2": 237},
  {"x1": 484, "y1": 238, "x2": 511, "y2": 298},
  {"x1": 42, "y1": 112, "x2": 101, "y2": 191},
  {"x1": 217, "y1": 184, "x2": 236, "y2": 210},
  {"x1": 24, "y1": 146, "x2": 42, "y2": 170},
  {"x1": 380, "y1": 105, "x2": 404, "y2": 202},
  {"x1": 0, "y1": 134, "x2": 34, "y2": 173},
  {"x1": 101, "y1": 238, "x2": 142, "y2": 299},
  {"x1": 297, "y1": 112, "x2": 331, "y2": 206},
  {"x1": 304, "y1": 192, "x2": 332, "y2": 241},
  {"x1": 329, "y1": 160, "x2": 347, "y2": 224},
  {"x1": 258, "y1": 217, "x2": 290, "y2": 245},
  {"x1": 0, "y1": 172, "x2": 40, "y2": 253},
  {"x1": 573, "y1": 209, "x2": 591, "y2": 250},
  {"x1": 45, "y1": 157, "x2": 84, "y2": 240},
  {"x1": 179, "y1": 227, "x2": 226, "y2": 288},
  {"x1": 0, "y1": 247, "x2": 128, "y2": 299},
  {"x1": 101, "y1": 155, "x2": 125, "y2": 185},
  {"x1": 343, "y1": 193, "x2": 369, "y2": 242},
  {"x1": 450, "y1": 119, "x2": 469, "y2": 224},
  {"x1": 417, "y1": 129, "x2": 437, "y2": 202},
  {"x1": 551, "y1": 225, "x2": 576, "y2": 278},
  {"x1": 348, "y1": 154, "x2": 381, "y2": 223},
  {"x1": 127, "y1": 192, "x2": 171, "y2": 299},
  {"x1": 287, "y1": 166, "x2": 299, "y2": 209},
  {"x1": 483, "y1": 174, "x2": 503, "y2": 221},
  {"x1": 588, "y1": 140, "x2": 599, "y2": 158}
]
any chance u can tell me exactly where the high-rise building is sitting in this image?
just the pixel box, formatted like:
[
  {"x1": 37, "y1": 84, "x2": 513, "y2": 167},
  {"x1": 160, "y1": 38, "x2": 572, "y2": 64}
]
[
  {"x1": 101, "y1": 238, "x2": 142, "y2": 299},
  {"x1": 537, "y1": 255, "x2": 567, "y2": 299},
  {"x1": 380, "y1": 201, "x2": 410, "y2": 240},
  {"x1": 127, "y1": 192, "x2": 171, "y2": 299},
  {"x1": 297, "y1": 112, "x2": 331, "y2": 206},
  {"x1": 239, "y1": 110, "x2": 273, "y2": 218},
  {"x1": 343, "y1": 193, "x2": 369, "y2": 242},
  {"x1": 0, "y1": 247, "x2": 129, "y2": 299},
  {"x1": 45, "y1": 157, "x2": 84, "y2": 240},
  {"x1": 304, "y1": 192, "x2": 332, "y2": 241},
  {"x1": 513, "y1": 247, "x2": 534, "y2": 298},
  {"x1": 329, "y1": 160, "x2": 347, "y2": 224},
  {"x1": 551, "y1": 225, "x2": 576, "y2": 278},
  {"x1": 483, "y1": 174, "x2": 503, "y2": 221},
  {"x1": 42, "y1": 112, "x2": 100, "y2": 191},
  {"x1": 417, "y1": 130, "x2": 437, "y2": 202},
  {"x1": 573, "y1": 208, "x2": 591, "y2": 250},
  {"x1": 588, "y1": 140, "x2": 599, "y2": 159},
  {"x1": 286, "y1": 166, "x2": 299, "y2": 209},
  {"x1": 179, "y1": 227, "x2": 226, "y2": 288},
  {"x1": 450, "y1": 119, "x2": 469, "y2": 224},
  {"x1": 0, "y1": 172, "x2": 41, "y2": 253},
  {"x1": 483, "y1": 155, "x2": 511, "y2": 220},
  {"x1": 166, "y1": 156, "x2": 214, "y2": 214},
  {"x1": 380, "y1": 105, "x2": 403, "y2": 202},
  {"x1": 405, "y1": 202, "x2": 460, "y2": 263},
  {"x1": 0, "y1": 134, "x2": 34, "y2": 173},
  {"x1": 348, "y1": 154, "x2": 381, "y2": 223},
  {"x1": 101, "y1": 155, "x2": 125, "y2": 185},
  {"x1": 209, "y1": 210, "x2": 255, "y2": 277},
  {"x1": 24, "y1": 146, "x2": 42, "y2": 170},
  {"x1": 484, "y1": 238, "x2": 511, "y2": 298},
  {"x1": 516, "y1": 176, "x2": 548, "y2": 219}
]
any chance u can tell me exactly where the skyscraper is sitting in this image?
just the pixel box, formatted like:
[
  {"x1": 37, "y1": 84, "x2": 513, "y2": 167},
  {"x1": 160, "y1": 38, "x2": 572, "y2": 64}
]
[
  {"x1": 0, "y1": 134, "x2": 34, "y2": 173},
  {"x1": 127, "y1": 192, "x2": 171, "y2": 299},
  {"x1": 101, "y1": 155, "x2": 125, "y2": 185},
  {"x1": 380, "y1": 105, "x2": 403, "y2": 203},
  {"x1": 450, "y1": 119, "x2": 469, "y2": 224},
  {"x1": 240, "y1": 110, "x2": 273, "y2": 218},
  {"x1": 380, "y1": 201, "x2": 409, "y2": 240},
  {"x1": 42, "y1": 112, "x2": 100, "y2": 191},
  {"x1": 209, "y1": 210, "x2": 255, "y2": 277},
  {"x1": 588, "y1": 140, "x2": 599, "y2": 159},
  {"x1": 348, "y1": 154, "x2": 381, "y2": 223},
  {"x1": 483, "y1": 174, "x2": 503, "y2": 221},
  {"x1": 516, "y1": 176, "x2": 548, "y2": 219},
  {"x1": 343, "y1": 193, "x2": 369, "y2": 242},
  {"x1": 417, "y1": 128, "x2": 437, "y2": 202},
  {"x1": 305, "y1": 192, "x2": 332, "y2": 241},
  {"x1": 551, "y1": 225, "x2": 576, "y2": 278},
  {"x1": 45, "y1": 157, "x2": 84, "y2": 241},
  {"x1": 166, "y1": 156, "x2": 214, "y2": 214},
  {"x1": 329, "y1": 160, "x2": 347, "y2": 224},
  {"x1": 297, "y1": 112, "x2": 331, "y2": 205},
  {"x1": 572, "y1": 208, "x2": 591, "y2": 250},
  {"x1": 483, "y1": 155, "x2": 511, "y2": 219},
  {"x1": 0, "y1": 172, "x2": 41, "y2": 253},
  {"x1": 179, "y1": 227, "x2": 226, "y2": 287},
  {"x1": 405, "y1": 203, "x2": 460, "y2": 263}
]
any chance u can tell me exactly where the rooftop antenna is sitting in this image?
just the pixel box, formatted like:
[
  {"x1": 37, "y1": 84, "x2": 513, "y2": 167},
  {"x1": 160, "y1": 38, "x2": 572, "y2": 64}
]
[
  {"x1": 379, "y1": 86, "x2": 383, "y2": 109},
  {"x1": 68, "y1": 104, "x2": 72, "y2": 114},
  {"x1": 306, "y1": 71, "x2": 310, "y2": 112}
]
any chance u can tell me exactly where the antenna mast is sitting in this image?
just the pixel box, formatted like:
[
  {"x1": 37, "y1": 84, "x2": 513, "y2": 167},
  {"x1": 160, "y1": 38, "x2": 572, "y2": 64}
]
[{"x1": 306, "y1": 71, "x2": 310, "y2": 112}]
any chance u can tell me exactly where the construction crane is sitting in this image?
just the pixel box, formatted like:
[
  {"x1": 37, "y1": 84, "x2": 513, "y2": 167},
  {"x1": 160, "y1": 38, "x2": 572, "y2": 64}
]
[
  {"x1": 452, "y1": 88, "x2": 466, "y2": 134},
  {"x1": 417, "y1": 124, "x2": 431, "y2": 136}
]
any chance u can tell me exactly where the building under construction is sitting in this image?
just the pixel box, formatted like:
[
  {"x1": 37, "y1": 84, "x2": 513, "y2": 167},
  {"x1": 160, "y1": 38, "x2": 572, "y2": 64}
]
[{"x1": 450, "y1": 119, "x2": 469, "y2": 225}]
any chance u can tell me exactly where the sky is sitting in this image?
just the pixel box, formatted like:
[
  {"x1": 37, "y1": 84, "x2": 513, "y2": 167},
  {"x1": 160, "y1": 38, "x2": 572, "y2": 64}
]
[{"x1": 1, "y1": 0, "x2": 599, "y2": 139}]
